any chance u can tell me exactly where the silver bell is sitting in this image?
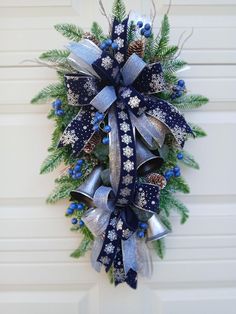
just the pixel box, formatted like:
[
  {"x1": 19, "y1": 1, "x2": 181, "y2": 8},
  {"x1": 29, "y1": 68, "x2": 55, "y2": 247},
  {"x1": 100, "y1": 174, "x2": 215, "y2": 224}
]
[
  {"x1": 146, "y1": 214, "x2": 169, "y2": 242},
  {"x1": 70, "y1": 165, "x2": 103, "y2": 207},
  {"x1": 136, "y1": 139, "x2": 164, "y2": 176}
]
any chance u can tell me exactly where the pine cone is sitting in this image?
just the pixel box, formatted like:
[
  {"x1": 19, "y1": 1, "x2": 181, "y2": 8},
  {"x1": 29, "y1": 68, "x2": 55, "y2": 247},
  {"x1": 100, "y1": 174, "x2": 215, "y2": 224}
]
[
  {"x1": 82, "y1": 32, "x2": 99, "y2": 45},
  {"x1": 83, "y1": 132, "x2": 102, "y2": 154},
  {"x1": 146, "y1": 173, "x2": 167, "y2": 190},
  {"x1": 127, "y1": 40, "x2": 145, "y2": 59}
]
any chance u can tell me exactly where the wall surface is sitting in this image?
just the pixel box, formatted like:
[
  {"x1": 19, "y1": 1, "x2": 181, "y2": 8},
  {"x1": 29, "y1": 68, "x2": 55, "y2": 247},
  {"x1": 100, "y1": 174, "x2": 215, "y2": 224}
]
[{"x1": 0, "y1": 0, "x2": 236, "y2": 313}]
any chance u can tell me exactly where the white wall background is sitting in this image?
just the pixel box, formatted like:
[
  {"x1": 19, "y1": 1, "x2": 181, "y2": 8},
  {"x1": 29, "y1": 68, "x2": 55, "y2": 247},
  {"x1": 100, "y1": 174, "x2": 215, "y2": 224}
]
[{"x1": 0, "y1": 0, "x2": 236, "y2": 313}]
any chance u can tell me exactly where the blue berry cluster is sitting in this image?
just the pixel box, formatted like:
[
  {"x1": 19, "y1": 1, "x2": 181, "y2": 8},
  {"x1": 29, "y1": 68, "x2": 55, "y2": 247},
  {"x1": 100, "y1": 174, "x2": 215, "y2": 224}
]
[
  {"x1": 68, "y1": 159, "x2": 84, "y2": 180},
  {"x1": 71, "y1": 217, "x2": 84, "y2": 227},
  {"x1": 66, "y1": 202, "x2": 85, "y2": 227},
  {"x1": 171, "y1": 80, "x2": 186, "y2": 100},
  {"x1": 137, "y1": 221, "x2": 148, "y2": 238},
  {"x1": 137, "y1": 21, "x2": 152, "y2": 38},
  {"x1": 52, "y1": 99, "x2": 64, "y2": 116},
  {"x1": 100, "y1": 38, "x2": 118, "y2": 51},
  {"x1": 164, "y1": 165, "x2": 181, "y2": 180},
  {"x1": 93, "y1": 112, "x2": 111, "y2": 145}
]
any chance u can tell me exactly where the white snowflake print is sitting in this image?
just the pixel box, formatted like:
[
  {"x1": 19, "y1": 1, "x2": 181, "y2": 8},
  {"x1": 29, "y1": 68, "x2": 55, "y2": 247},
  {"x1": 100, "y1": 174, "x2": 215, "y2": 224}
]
[
  {"x1": 101, "y1": 56, "x2": 113, "y2": 70},
  {"x1": 115, "y1": 52, "x2": 124, "y2": 64},
  {"x1": 117, "y1": 102, "x2": 125, "y2": 110},
  {"x1": 123, "y1": 160, "x2": 134, "y2": 172},
  {"x1": 172, "y1": 125, "x2": 185, "y2": 144},
  {"x1": 118, "y1": 198, "x2": 129, "y2": 205},
  {"x1": 118, "y1": 111, "x2": 128, "y2": 120},
  {"x1": 100, "y1": 256, "x2": 110, "y2": 265},
  {"x1": 67, "y1": 91, "x2": 79, "y2": 106},
  {"x1": 104, "y1": 243, "x2": 115, "y2": 255},
  {"x1": 135, "y1": 191, "x2": 147, "y2": 208},
  {"x1": 150, "y1": 108, "x2": 167, "y2": 121},
  {"x1": 109, "y1": 217, "x2": 117, "y2": 228},
  {"x1": 121, "y1": 88, "x2": 132, "y2": 99},
  {"x1": 120, "y1": 122, "x2": 130, "y2": 133},
  {"x1": 149, "y1": 73, "x2": 165, "y2": 92},
  {"x1": 123, "y1": 146, "x2": 133, "y2": 158},
  {"x1": 114, "y1": 37, "x2": 124, "y2": 49},
  {"x1": 121, "y1": 134, "x2": 132, "y2": 144},
  {"x1": 114, "y1": 268, "x2": 126, "y2": 282},
  {"x1": 83, "y1": 79, "x2": 97, "y2": 96},
  {"x1": 122, "y1": 229, "x2": 132, "y2": 239},
  {"x1": 128, "y1": 96, "x2": 141, "y2": 109},
  {"x1": 116, "y1": 219, "x2": 123, "y2": 230},
  {"x1": 115, "y1": 23, "x2": 125, "y2": 35},
  {"x1": 122, "y1": 174, "x2": 133, "y2": 185},
  {"x1": 107, "y1": 230, "x2": 117, "y2": 242},
  {"x1": 60, "y1": 129, "x2": 78, "y2": 146},
  {"x1": 120, "y1": 187, "x2": 131, "y2": 197}
]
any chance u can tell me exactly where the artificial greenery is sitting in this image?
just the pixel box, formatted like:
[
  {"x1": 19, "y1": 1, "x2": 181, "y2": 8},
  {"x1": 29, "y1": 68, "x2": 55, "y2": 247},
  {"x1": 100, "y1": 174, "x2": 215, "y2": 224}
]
[{"x1": 32, "y1": 1, "x2": 208, "y2": 262}]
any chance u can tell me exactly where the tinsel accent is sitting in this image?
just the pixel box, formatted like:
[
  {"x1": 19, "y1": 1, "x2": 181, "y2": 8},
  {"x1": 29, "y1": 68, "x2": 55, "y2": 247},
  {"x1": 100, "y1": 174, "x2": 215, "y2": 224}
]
[
  {"x1": 127, "y1": 40, "x2": 145, "y2": 59},
  {"x1": 146, "y1": 173, "x2": 167, "y2": 190}
]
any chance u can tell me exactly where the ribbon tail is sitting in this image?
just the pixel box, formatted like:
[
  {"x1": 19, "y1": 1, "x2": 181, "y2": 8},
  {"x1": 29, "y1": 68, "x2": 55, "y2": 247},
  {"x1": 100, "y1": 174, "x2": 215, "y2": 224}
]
[
  {"x1": 122, "y1": 233, "x2": 138, "y2": 275},
  {"x1": 136, "y1": 239, "x2": 153, "y2": 278},
  {"x1": 90, "y1": 237, "x2": 103, "y2": 272}
]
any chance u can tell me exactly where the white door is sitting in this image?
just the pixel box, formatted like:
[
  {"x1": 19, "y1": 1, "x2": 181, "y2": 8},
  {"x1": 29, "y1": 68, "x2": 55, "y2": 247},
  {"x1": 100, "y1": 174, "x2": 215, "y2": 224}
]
[{"x1": 0, "y1": 0, "x2": 236, "y2": 313}]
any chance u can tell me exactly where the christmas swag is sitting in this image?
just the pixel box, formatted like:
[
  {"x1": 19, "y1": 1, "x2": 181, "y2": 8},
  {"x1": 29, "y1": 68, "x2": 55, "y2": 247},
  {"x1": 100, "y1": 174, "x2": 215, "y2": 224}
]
[{"x1": 32, "y1": 0, "x2": 208, "y2": 289}]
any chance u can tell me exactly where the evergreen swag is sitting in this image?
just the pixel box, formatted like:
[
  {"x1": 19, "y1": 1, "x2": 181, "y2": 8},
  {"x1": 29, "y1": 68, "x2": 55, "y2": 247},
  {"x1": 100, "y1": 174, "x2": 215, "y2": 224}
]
[{"x1": 32, "y1": 0, "x2": 208, "y2": 285}]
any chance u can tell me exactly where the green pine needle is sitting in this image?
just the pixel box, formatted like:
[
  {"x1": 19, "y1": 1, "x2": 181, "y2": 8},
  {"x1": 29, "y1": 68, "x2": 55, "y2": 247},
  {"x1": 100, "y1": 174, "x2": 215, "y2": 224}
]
[
  {"x1": 39, "y1": 49, "x2": 69, "y2": 64},
  {"x1": 155, "y1": 15, "x2": 170, "y2": 57},
  {"x1": 173, "y1": 95, "x2": 209, "y2": 110},
  {"x1": 153, "y1": 239, "x2": 165, "y2": 259},
  {"x1": 31, "y1": 83, "x2": 65, "y2": 104},
  {"x1": 190, "y1": 123, "x2": 207, "y2": 138},
  {"x1": 70, "y1": 236, "x2": 93, "y2": 258},
  {"x1": 40, "y1": 149, "x2": 65, "y2": 174},
  {"x1": 163, "y1": 59, "x2": 187, "y2": 74},
  {"x1": 112, "y1": 0, "x2": 126, "y2": 22},
  {"x1": 180, "y1": 150, "x2": 200, "y2": 170},
  {"x1": 46, "y1": 180, "x2": 78, "y2": 204},
  {"x1": 168, "y1": 176, "x2": 190, "y2": 194},
  {"x1": 54, "y1": 23, "x2": 84, "y2": 41},
  {"x1": 91, "y1": 22, "x2": 105, "y2": 41}
]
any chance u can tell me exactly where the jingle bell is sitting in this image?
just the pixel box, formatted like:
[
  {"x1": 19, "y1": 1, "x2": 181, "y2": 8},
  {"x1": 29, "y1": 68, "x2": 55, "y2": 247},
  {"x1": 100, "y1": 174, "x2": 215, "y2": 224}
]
[
  {"x1": 70, "y1": 165, "x2": 103, "y2": 206},
  {"x1": 146, "y1": 214, "x2": 169, "y2": 242},
  {"x1": 136, "y1": 139, "x2": 164, "y2": 176}
]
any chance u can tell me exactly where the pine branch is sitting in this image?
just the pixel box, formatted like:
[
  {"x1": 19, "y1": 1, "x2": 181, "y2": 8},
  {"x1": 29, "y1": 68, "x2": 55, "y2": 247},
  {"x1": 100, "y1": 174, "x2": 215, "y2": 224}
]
[
  {"x1": 48, "y1": 127, "x2": 63, "y2": 152},
  {"x1": 70, "y1": 236, "x2": 92, "y2": 258},
  {"x1": 155, "y1": 15, "x2": 170, "y2": 56},
  {"x1": 158, "y1": 45, "x2": 178, "y2": 60},
  {"x1": 163, "y1": 59, "x2": 187, "y2": 74},
  {"x1": 190, "y1": 123, "x2": 207, "y2": 138},
  {"x1": 180, "y1": 150, "x2": 199, "y2": 169},
  {"x1": 39, "y1": 49, "x2": 69, "y2": 64},
  {"x1": 153, "y1": 239, "x2": 165, "y2": 259},
  {"x1": 173, "y1": 94, "x2": 208, "y2": 110},
  {"x1": 31, "y1": 83, "x2": 66, "y2": 104},
  {"x1": 112, "y1": 0, "x2": 126, "y2": 22},
  {"x1": 40, "y1": 149, "x2": 65, "y2": 174},
  {"x1": 160, "y1": 214, "x2": 172, "y2": 231},
  {"x1": 127, "y1": 20, "x2": 136, "y2": 43},
  {"x1": 168, "y1": 176, "x2": 190, "y2": 194},
  {"x1": 46, "y1": 180, "x2": 78, "y2": 204},
  {"x1": 91, "y1": 22, "x2": 105, "y2": 41},
  {"x1": 54, "y1": 23, "x2": 84, "y2": 41}
]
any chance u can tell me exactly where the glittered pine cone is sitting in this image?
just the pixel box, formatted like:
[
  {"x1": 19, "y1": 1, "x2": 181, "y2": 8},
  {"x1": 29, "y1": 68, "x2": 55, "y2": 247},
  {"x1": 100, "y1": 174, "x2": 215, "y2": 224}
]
[
  {"x1": 146, "y1": 173, "x2": 167, "y2": 190},
  {"x1": 83, "y1": 132, "x2": 102, "y2": 154},
  {"x1": 127, "y1": 40, "x2": 145, "y2": 59},
  {"x1": 82, "y1": 32, "x2": 100, "y2": 45}
]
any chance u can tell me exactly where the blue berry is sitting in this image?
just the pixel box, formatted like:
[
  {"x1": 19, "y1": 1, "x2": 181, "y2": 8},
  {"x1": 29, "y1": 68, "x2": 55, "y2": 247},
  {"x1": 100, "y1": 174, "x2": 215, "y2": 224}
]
[
  {"x1": 176, "y1": 90, "x2": 183, "y2": 98},
  {"x1": 52, "y1": 102, "x2": 61, "y2": 110},
  {"x1": 137, "y1": 230, "x2": 145, "y2": 238},
  {"x1": 79, "y1": 220, "x2": 84, "y2": 227},
  {"x1": 102, "y1": 137, "x2": 109, "y2": 145},
  {"x1": 55, "y1": 109, "x2": 64, "y2": 116},
  {"x1": 74, "y1": 165, "x2": 81, "y2": 172},
  {"x1": 106, "y1": 39, "x2": 112, "y2": 46},
  {"x1": 77, "y1": 159, "x2": 84, "y2": 166},
  {"x1": 71, "y1": 218, "x2": 78, "y2": 225},
  {"x1": 144, "y1": 30, "x2": 152, "y2": 38},
  {"x1": 54, "y1": 98, "x2": 62, "y2": 107},
  {"x1": 164, "y1": 170, "x2": 174, "y2": 180},
  {"x1": 75, "y1": 172, "x2": 82, "y2": 179},
  {"x1": 140, "y1": 28, "x2": 145, "y2": 36},
  {"x1": 103, "y1": 125, "x2": 111, "y2": 133},
  {"x1": 66, "y1": 208, "x2": 74, "y2": 215},
  {"x1": 100, "y1": 42, "x2": 106, "y2": 50},
  {"x1": 111, "y1": 42, "x2": 118, "y2": 50},
  {"x1": 77, "y1": 203, "x2": 85, "y2": 211},
  {"x1": 93, "y1": 124, "x2": 100, "y2": 132},
  {"x1": 68, "y1": 168, "x2": 73, "y2": 176},
  {"x1": 137, "y1": 21, "x2": 143, "y2": 28},
  {"x1": 177, "y1": 79, "x2": 185, "y2": 88},
  {"x1": 177, "y1": 152, "x2": 184, "y2": 160},
  {"x1": 96, "y1": 113, "x2": 104, "y2": 121},
  {"x1": 139, "y1": 222, "x2": 148, "y2": 229},
  {"x1": 144, "y1": 23, "x2": 151, "y2": 30},
  {"x1": 173, "y1": 166, "x2": 180, "y2": 174},
  {"x1": 175, "y1": 171, "x2": 181, "y2": 177},
  {"x1": 70, "y1": 203, "x2": 77, "y2": 210}
]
